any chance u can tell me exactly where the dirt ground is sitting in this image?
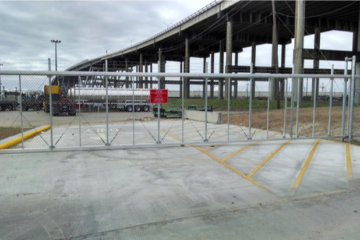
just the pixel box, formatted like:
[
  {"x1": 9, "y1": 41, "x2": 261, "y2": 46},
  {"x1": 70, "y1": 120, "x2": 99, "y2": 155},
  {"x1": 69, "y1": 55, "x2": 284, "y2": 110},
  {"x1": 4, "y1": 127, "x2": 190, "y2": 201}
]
[
  {"x1": 223, "y1": 106, "x2": 360, "y2": 144},
  {"x1": 0, "y1": 128, "x2": 31, "y2": 141}
]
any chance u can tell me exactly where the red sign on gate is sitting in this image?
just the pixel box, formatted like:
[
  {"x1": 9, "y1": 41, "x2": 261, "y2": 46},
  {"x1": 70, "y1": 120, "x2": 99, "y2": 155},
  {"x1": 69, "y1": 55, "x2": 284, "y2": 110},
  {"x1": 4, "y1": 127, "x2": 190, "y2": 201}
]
[{"x1": 150, "y1": 89, "x2": 168, "y2": 104}]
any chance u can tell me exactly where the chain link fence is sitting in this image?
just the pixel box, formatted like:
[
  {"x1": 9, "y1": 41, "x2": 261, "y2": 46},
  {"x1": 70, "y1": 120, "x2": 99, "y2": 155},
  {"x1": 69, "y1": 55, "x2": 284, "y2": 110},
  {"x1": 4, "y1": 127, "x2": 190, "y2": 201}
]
[{"x1": 0, "y1": 63, "x2": 357, "y2": 152}]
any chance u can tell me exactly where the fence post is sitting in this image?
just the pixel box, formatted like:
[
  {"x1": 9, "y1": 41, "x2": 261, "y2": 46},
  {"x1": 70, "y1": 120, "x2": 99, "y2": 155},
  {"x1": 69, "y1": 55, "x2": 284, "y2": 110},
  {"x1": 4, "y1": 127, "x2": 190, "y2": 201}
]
[
  {"x1": 78, "y1": 76, "x2": 82, "y2": 147},
  {"x1": 157, "y1": 62, "x2": 161, "y2": 144},
  {"x1": 267, "y1": 78, "x2": 271, "y2": 139},
  {"x1": 205, "y1": 62, "x2": 208, "y2": 142},
  {"x1": 19, "y1": 75, "x2": 24, "y2": 149},
  {"x1": 349, "y1": 56, "x2": 356, "y2": 143},
  {"x1": 328, "y1": 65, "x2": 334, "y2": 136},
  {"x1": 105, "y1": 60, "x2": 110, "y2": 146},
  {"x1": 296, "y1": 74, "x2": 301, "y2": 138},
  {"x1": 227, "y1": 67, "x2": 230, "y2": 142},
  {"x1": 248, "y1": 63, "x2": 253, "y2": 140},
  {"x1": 290, "y1": 66, "x2": 295, "y2": 139},
  {"x1": 284, "y1": 78, "x2": 288, "y2": 138},
  {"x1": 342, "y1": 58, "x2": 348, "y2": 137},
  {"x1": 182, "y1": 76, "x2": 185, "y2": 144},
  {"x1": 48, "y1": 58, "x2": 54, "y2": 149},
  {"x1": 312, "y1": 78, "x2": 317, "y2": 137}
]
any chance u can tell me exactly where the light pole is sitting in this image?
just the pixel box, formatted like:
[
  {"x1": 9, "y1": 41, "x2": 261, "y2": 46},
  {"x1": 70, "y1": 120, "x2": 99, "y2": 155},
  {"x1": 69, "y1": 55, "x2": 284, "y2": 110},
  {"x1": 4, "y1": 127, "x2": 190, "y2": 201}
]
[{"x1": 50, "y1": 40, "x2": 61, "y2": 71}]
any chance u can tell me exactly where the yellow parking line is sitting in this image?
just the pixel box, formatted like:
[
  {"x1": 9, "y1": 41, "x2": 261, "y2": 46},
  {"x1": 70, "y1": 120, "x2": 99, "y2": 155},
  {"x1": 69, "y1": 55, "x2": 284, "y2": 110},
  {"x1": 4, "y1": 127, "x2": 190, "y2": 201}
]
[
  {"x1": 221, "y1": 141, "x2": 260, "y2": 162},
  {"x1": 290, "y1": 139, "x2": 321, "y2": 193},
  {"x1": 346, "y1": 143, "x2": 353, "y2": 181},
  {"x1": 202, "y1": 129, "x2": 265, "y2": 152},
  {"x1": 221, "y1": 132, "x2": 279, "y2": 163},
  {"x1": 191, "y1": 145, "x2": 273, "y2": 193},
  {"x1": 159, "y1": 130, "x2": 182, "y2": 142},
  {"x1": 161, "y1": 121, "x2": 191, "y2": 131},
  {"x1": 247, "y1": 140, "x2": 292, "y2": 178}
]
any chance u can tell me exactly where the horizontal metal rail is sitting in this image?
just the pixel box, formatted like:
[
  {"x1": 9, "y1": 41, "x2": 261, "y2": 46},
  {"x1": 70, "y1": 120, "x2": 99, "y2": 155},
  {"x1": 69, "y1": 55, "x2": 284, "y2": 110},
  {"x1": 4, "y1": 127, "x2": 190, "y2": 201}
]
[{"x1": 0, "y1": 70, "x2": 354, "y2": 79}]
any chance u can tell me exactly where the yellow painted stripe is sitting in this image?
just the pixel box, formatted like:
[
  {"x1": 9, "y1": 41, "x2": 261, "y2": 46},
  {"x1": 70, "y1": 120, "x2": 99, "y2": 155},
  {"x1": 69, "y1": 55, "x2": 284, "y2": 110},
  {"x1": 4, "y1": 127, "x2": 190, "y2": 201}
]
[
  {"x1": 221, "y1": 132, "x2": 279, "y2": 163},
  {"x1": 247, "y1": 140, "x2": 292, "y2": 178},
  {"x1": 159, "y1": 130, "x2": 182, "y2": 142},
  {"x1": 221, "y1": 141, "x2": 260, "y2": 162},
  {"x1": 346, "y1": 143, "x2": 353, "y2": 181},
  {"x1": 202, "y1": 129, "x2": 266, "y2": 152},
  {"x1": 191, "y1": 145, "x2": 272, "y2": 193},
  {"x1": 291, "y1": 139, "x2": 321, "y2": 190},
  {"x1": 0, "y1": 125, "x2": 51, "y2": 150}
]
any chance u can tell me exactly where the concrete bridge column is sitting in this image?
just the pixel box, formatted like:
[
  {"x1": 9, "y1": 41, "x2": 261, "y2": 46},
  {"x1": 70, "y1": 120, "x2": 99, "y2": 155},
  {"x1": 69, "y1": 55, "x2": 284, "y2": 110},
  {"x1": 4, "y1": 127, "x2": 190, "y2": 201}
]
[
  {"x1": 281, "y1": 43, "x2": 286, "y2": 100},
  {"x1": 225, "y1": 19, "x2": 233, "y2": 99},
  {"x1": 145, "y1": 60, "x2": 148, "y2": 89},
  {"x1": 293, "y1": 0, "x2": 305, "y2": 101},
  {"x1": 234, "y1": 50, "x2": 238, "y2": 99},
  {"x1": 158, "y1": 48, "x2": 165, "y2": 89},
  {"x1": 210, "y1": 51, "x2": 215, "y2": 99},
  {"x1": 203, "y1": 57, "x2": 206, "y2": 98},
  {"x1": 355, "y1": 4, "x2": 360, "y2": 104},
  {"x1": 150, "y1": 63, "x2": 153, "y2": 89},
  {"x1": 312, "y1": 27, "x2": 320, "y2": 101},
  {"x1": 136, "y1": 65, "x2": 139, "y2": 88},
  {"x1": 139, "y1": 54, "x2": 143, "y2": 88},
  {"x1": 180, "y1": 61, "x2": 183, "y2": 98},
  {"x1": 251, "y1": 41, "x2": 256, "y2": 100},
  {"x1": 184, "y1": 37, "x2": 190, "y2": 98},
  {"x1": 219, "y1": 40, "x2": 224, "y2": 99},
  {"x1": 270, "y1": 0, "x2": 279, "y2": 101},
  {"x1": 125, "y1": 58, "x2": 129, "y2": 88}
]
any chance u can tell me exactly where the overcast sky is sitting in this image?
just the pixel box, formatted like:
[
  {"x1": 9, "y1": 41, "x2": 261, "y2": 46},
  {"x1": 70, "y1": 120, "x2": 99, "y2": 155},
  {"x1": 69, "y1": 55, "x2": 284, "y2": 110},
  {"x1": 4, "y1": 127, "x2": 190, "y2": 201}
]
[
  {"x1": 0, "y1": 0, "x2": 218, "y2": 71},
  {"x1": 0, "y1": 0, "x2": 354, "y2": 92}
]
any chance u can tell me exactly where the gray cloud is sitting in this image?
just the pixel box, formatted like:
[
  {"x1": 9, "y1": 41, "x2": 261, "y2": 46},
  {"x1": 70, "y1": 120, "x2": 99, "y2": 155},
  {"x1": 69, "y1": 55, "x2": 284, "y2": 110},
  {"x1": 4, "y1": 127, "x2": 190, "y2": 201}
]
[{"x1": 0, "y1": 0, "x2": 214, "y2": 70}]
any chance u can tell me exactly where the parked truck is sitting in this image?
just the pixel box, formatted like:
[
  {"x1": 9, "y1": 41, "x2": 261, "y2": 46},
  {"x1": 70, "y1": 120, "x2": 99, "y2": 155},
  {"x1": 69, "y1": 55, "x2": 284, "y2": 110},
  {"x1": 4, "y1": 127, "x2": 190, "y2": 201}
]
[
  {"x1": 21, "y1": 91, "x2": 44, "y2": 111},
  {"x1": 67, "y1": 87, "x2": 152, "y2": 112},
  {"x1": 44, "y1": 85, "x2": 76, "y2": 116},
  {"x1": 0, "y1": 91, "x2": 19, "y2": 111}
]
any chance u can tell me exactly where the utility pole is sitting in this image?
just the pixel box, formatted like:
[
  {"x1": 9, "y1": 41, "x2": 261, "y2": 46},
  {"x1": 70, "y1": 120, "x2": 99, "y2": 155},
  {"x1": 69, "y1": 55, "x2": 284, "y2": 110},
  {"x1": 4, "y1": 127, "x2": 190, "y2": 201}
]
[{"x1": 50, "y1": 40, "x2": 61, "y2": 71}]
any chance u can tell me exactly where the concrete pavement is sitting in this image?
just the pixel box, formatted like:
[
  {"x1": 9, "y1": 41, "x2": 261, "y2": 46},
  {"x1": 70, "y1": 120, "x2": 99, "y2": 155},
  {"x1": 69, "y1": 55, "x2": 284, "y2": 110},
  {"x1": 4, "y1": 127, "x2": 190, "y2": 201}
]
[{"x1": 1, "y1": 129, "x2": 360, "y2": 239}]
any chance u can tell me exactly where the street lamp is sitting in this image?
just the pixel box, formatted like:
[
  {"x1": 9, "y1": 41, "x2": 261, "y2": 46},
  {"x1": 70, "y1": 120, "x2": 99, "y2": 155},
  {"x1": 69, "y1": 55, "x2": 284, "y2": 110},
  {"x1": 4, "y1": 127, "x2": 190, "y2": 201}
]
[{"x1": 50, "y1": 40, "x2": 61, "y2": 71}]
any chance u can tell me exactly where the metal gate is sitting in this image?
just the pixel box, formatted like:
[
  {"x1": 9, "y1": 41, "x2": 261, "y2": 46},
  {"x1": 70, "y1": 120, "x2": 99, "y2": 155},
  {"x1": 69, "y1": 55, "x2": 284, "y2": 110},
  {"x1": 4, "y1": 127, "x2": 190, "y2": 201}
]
[{"x1": 0, "y1": 57, "x2": 357, "y2": 153}]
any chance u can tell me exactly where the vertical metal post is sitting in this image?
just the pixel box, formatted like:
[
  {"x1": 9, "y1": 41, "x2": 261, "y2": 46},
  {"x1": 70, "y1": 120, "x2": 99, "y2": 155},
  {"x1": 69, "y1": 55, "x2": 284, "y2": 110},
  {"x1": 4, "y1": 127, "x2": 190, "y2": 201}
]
[
  {"x1": 290, "y1": 66, "x2": 295, "y2": 139},
  {"x1": 157, "y1": 62, "x2": 161, "y2": 144},
  {"x1": 133, "y1": 76, "x2": 135, "y2": 145},
  {"x1": 182, "y1": 76, "x2": 185, "y2": 143},
  {"x1": 267, "y1": 78, "x2": 271, "y2": 139},
  {"x1": 347, "y1": 59, "x2": 352, "y2": 139},
  {"x1": 205, "y1": 62, "x2": 208, "y2": 142},
  {"x1": 19, "y1": 75, "x2": 24, "y2": 149},
  {"x1": 296, "y1": 75, "x2": 301, "y2": 138},
  {"x1": 312, "y1": 78, "x2": 317, "y2": 138},
  {"x1": 328, "y1": 65, "x2": 334, "y2": 136},
  {"x1": 342, "y1": 58, "x2": 348, "y2": 136},
  {"x1": 249, "y1": 64, "x2": 253, "y2": 140},
  {"x1": 78, "y1": 76, "x2": 82, "y2": 147},
  {"x1": 105, "y1": 60, "x2": 110, "y2": 146},
  {"x1": 48, "y1": 58, "x2": 54, "y2": 149},
  {"x1": 284, "y1": 78, "x2": 288, "y2": 138},
  {"x1": 227, "y1": 73, "x2": 230, "y2": 142},
  {"x1": 349, "y1": 56, "x2": 356, "y2": 143}
]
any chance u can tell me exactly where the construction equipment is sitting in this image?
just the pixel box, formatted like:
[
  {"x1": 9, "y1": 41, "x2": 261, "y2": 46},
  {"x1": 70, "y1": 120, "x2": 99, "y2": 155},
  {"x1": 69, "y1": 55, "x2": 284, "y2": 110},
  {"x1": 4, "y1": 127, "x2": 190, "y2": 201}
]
[{"x1": 44, "y1": 85, "x2": 76, "y2": 116}]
